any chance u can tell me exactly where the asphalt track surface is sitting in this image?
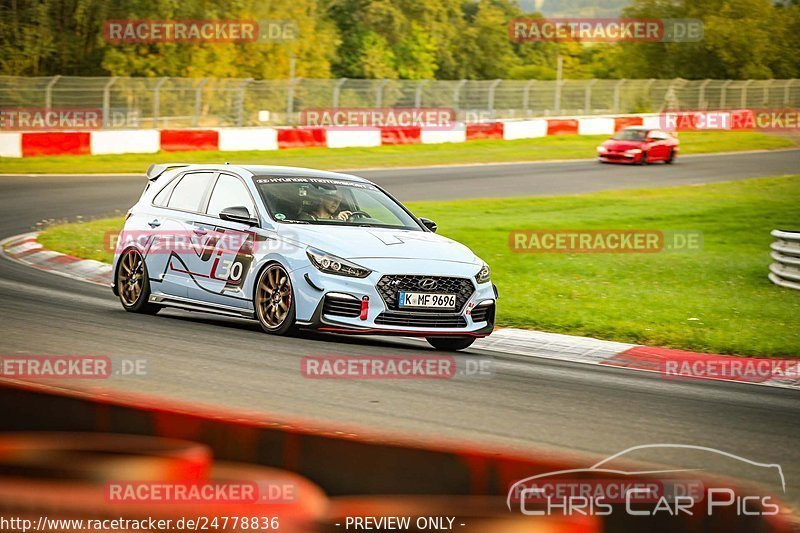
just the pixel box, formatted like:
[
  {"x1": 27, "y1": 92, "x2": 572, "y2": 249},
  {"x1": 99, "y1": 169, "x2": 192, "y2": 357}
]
[{"x1": 1, "y1": 149, "x2": 799, "y2": 509}]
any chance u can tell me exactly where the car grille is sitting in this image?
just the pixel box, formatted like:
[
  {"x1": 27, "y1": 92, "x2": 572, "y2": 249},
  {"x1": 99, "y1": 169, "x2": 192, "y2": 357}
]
[
  {"x1": 375, "y1": 311, "x2": 467, "y2": 328},
  {"x1": 376, "y1": 275, "x2": 475, "y2": 313},
  {"x1": 322, "y1": 294, "x2": 361, "y2": 318},
  {"x1": 470, "y1": 303, "x2": 494, "y2": 323}
]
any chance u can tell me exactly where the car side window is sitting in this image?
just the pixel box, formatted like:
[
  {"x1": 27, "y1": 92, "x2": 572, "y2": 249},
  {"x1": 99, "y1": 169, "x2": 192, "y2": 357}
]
[
  {"x1": 649, "y1": 130, "x2": 667, "y2": 140},
  {"x1": 206, "y1": 173, "x2": 257, "y2": 218},
  {"x1": 166, "y1": 172, "x2": 216, "y2": 212},
  {"x1": 153, "y1": 176, "x2": 180, "y2": 207}
]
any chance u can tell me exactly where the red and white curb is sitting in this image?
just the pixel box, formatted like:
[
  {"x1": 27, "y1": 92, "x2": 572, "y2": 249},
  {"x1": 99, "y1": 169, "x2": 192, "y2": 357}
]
[
  {"x1": 1, "y1": 232, "x2": 112, "y2": 286},
  {"x1": 2, "y1": 232, "x2": 798, "y2": 391}
]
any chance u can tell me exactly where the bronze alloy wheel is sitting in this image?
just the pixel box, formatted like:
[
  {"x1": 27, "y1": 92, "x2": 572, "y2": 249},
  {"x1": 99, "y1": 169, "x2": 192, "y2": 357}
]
[
  {"x1": 255, "y1": 263, "x2": 295, "y2": 334},
  {"x1": 116, "y1": 249, "x2": 160, "y2": 314}
]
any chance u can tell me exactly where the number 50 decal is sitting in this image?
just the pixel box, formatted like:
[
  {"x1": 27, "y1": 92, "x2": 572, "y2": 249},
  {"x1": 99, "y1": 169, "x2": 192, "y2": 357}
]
[{"x1": 221, "y1": 259, "x2": 243, "y2": 281}]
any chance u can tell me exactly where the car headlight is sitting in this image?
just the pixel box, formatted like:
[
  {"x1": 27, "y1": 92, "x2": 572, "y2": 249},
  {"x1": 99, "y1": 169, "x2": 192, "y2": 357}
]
[
  {"x1": 625, "y1": 148, "x2": 642, "y2": 155},
  {"x1": 597, "y1": 146, "x2": 608, "y2": 153},
  {"x1": 306, "y1": 247, "x2": 372, "y2": 278},
  {"x1": 475, "y1": 263, "x2": 491, "y2": 284}
]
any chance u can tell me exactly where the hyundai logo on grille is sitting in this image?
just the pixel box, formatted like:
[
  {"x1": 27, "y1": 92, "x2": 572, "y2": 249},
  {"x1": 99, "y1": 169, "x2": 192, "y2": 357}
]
[{"x1": 418, "y1": 278, "x2": 438, "y2": 290}]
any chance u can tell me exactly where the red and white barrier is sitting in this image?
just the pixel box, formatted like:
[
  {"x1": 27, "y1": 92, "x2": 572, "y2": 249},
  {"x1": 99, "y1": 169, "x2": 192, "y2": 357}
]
[{"x1": 2, "y1": 113, "x2": 677, "y2": 158}]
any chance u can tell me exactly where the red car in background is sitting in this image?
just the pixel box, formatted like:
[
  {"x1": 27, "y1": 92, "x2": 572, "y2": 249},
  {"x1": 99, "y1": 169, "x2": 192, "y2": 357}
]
[{"x1": 597, "y1": 126, "x2": 679, "y2": 164}]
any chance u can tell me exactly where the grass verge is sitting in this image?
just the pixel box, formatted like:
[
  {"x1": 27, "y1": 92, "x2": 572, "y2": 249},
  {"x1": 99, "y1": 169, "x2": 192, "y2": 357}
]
[
  {"x1": 1, "y1": 131, "x2": 795, "y2": 174},
  {"x1": 37, "y1": 175, "x2": 800, "y2": 357}
]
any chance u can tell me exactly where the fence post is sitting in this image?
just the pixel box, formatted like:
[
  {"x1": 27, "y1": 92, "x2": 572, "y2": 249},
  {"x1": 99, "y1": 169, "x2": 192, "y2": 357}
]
[
  {"x1": 698, "y1": 79, "x2": 711, "y2": 109},
  {"x1": 152, "y1": 77, "x2": 168, "y2": 129},
  {"x1": 584, "y1": 79, "x2": 597, "y2": 114},
  {"x1": 102, "y1": 77, "x2": 118, "y2": 129},
  {"x1": 414, "y1": 80, "x2": 429, "y2": 108},
  {"x1": 44, "y1": 75, "x2": 61, "y2": 110},
  {"x1": 740, "y1": 79, "x2": 754, "y2": 108},
  {"x1": 523, "y1": 80, "x2": 536, "y2": 116},
  {"x1": 720, "y1": 79, "x2": 733, "y2": 109},
  {"x1": 332, "y1": 78, "x2": 347, "y2": 109},
  {"x1": 194, "y1": 78, "x2": 209, "y2": 127},
  {"x1": 375, "y1": 79, "x2": 389, "y2": 108},
  {"x1": 762, "y1": 79, "x2": 775, "y2": 107},
  {"x1": 236, "y1": 78, "x2": 253, "y2": 127},
  {"x1": 612, "y1": 79, "x2": 626, "y2": 113},
  {"x1": 453, "y1": 80, "x2": 466, "y2": 113},
  {"x1": 487, "y1": 79, "x2": 501, "y2": 115}
]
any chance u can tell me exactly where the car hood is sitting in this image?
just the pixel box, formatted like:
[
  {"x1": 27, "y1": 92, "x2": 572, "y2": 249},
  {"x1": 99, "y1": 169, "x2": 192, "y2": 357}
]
[
  {"x1": 278, "y1": 225, "x2": 480, "y2": 265},
  {"x1": 603, "y1": 139, "x2": 644, "y2": 151}
]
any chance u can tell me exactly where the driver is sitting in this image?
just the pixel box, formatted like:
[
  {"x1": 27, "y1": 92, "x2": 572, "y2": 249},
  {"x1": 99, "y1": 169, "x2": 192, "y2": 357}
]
[{"x1": 303, "y1": 188, "x2": 352, "y2": 221}]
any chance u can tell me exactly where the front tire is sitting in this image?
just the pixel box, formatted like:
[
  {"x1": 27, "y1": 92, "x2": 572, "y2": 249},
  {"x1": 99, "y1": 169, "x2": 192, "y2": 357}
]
[
  {"x1": 426, "y1": 336, "x2": 475, "y2": 351},
  {"x1": 255, "y1": 263, "x2": 296, "y2": 335},
  {"x1": 665, "y1": 149, "x2": 675, "y2": 164},
  {"x1": 116, "y1": 249, "x2": 161, "y2": 314},
  {"x1": 638, "y1": 151, "x2": 648, "y2": 165}
]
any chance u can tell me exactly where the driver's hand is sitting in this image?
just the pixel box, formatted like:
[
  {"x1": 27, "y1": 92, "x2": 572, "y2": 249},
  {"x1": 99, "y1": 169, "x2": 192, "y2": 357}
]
[{"x1": 336, "y1": 210, "x2": 352, "y2": 221}]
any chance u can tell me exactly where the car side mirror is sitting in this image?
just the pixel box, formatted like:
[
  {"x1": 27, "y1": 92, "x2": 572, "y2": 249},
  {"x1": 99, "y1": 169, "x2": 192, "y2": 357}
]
[
  {"x1": 645, "y1": 137, "x2": 654, "y2": 142},
  {"x1": 219, "y1": 206, "x2": 259, "y2": 226},
  {"x1": 419, "y1": 217, "x2": 437, "y2": 232}
]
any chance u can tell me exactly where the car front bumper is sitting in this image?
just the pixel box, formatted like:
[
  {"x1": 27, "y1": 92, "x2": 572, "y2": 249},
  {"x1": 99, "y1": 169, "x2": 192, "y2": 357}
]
[{"x1": 292, "y1": 262, "x2": 497, "y2": 338}]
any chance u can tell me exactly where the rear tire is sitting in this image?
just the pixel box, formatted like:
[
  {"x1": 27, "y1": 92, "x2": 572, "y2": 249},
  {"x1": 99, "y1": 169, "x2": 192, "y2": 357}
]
[
  {"x1": 116, "y1": 249, "x2": 161, "y2": 314},
  {"x1": 426, "y1": 336, "x2": 475, "y2": 351}
]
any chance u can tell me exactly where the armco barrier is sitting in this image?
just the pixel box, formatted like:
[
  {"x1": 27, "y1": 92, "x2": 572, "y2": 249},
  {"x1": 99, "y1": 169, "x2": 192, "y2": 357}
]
[
  {"x1": 466, "y1": 122, "x2": 504, "y2": 140},
  {"x1": 277, "y1": 127, "x2": 327, "y2": 149},
  {"x1": 0, "y1": 380, "x2": 794, "y2": 532},
  {"x1": 546, "y1": 118, "x2": 580, "y2": 136},
  {"x1": 160, "y1": 129, "x2": 219, "y2": 152},
  {"x1": 769, "y1": 229, "x2": 800, "y2": 290},
  {"x1": 380, "y1": 125, "x2": 421, "y2": 145},
  {"x1": 21, "y1": 131, "x2": 91, "y2": 156},
  {"x1": 5, "y1": 111, "x2": 775, "y2": 157}
]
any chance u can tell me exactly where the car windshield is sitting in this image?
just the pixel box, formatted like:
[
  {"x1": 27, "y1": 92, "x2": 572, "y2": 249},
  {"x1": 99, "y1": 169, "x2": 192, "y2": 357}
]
[
  {"x1": 253, "y1": 176, "x2": 422, "y2": 230},
  {"x1": 612, "y1": 129, "x2": 648, "y2": 141}
]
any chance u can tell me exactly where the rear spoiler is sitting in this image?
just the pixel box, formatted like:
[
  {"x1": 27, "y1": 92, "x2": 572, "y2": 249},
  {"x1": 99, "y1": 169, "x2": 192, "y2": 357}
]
[{"x1": 146, "y1": 163, "x2": 190, "y2": 181}]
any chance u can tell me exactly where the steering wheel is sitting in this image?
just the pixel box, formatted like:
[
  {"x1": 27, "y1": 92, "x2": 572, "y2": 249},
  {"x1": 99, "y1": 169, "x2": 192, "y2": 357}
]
[{"x1": 346, "y1": 210, "x2": 371, "y2": 220}]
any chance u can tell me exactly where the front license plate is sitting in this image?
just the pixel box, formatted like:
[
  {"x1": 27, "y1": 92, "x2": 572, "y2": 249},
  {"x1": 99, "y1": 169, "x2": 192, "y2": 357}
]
[{"x1": 398, "y1": 292, "x2": 456, "y2": 309}]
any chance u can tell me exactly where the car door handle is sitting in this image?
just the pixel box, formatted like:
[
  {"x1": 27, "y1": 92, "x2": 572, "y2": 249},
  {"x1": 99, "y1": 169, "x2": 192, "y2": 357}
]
[{"x1": 148, "y1": 219, "x2": 161, "y2": 228}]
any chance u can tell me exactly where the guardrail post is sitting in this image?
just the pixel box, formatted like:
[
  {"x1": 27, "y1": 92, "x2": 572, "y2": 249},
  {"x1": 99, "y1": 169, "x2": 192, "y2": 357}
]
[
  {"x1": 584, "y1": 79, "x2": 597, "y2": 114},
  {"x1": 152, "y1": 77, "x2": 168, "y2": 129},
  {"x1": 375, "y1": 79, "x2": 389, "y2": 108},
  {"x1": 44, "y1": 75, "x2": 61, "y2": 110},
  {"x1": 332, "y1": 78, "x2": 347, "y2": 109},
  {"x1": 414, "y1": 80, "x2": 429, "y2": 108},
  {"x1": 612, "y1": 79, "x2": 626, "y2": 113},
  {"x1": 523, "y1": 80, "x2": 535, "y2": 116},
  {"x1": 698, "y1": 79, "x2": 711, "y2": 109},
  {"x1": 487, "y1": 79, "x2": 501, "y2": 115},
  {"x1": 193, "y1": 78, "x2": 209, "y2": 127},
  {"x1": 720, "y1": 80, "x2": 733, "y2": 109},
  {"x1": 453, "y1": 80, "x2": 466, "y2": 113},
  {"x1": 102, "y1": 77, "x2": 118, "y2": 129},
  {"x1": 235, "y1": 78, "x2": 253, "y2": 127},
  {"x1": 740, "y1": 79, "x2": 754, "y2": 108}
]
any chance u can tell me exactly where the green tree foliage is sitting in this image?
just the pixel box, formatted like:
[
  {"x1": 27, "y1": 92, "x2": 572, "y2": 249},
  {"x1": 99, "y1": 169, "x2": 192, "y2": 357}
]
[{"x1": 0, "y1": 0, "x2": 798, "y2": 80}]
